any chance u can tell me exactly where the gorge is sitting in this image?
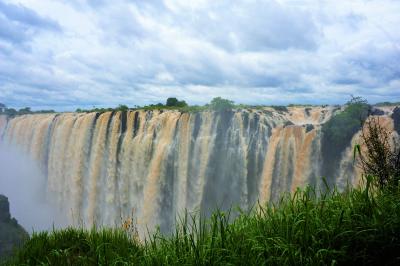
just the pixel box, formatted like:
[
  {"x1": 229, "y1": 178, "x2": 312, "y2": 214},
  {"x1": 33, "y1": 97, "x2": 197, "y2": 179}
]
[{"x1": 0, "y1": 106, "x2": 398, "y2": 234}]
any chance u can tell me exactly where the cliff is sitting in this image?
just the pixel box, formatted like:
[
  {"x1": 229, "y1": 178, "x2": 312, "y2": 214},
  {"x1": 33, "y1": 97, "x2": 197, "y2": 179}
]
[
  {"x1": 0, "y1": 105, "x2": 398, "y2": 233},
  {"x1": 0, "y1": 195, "x2": 28, "y2": 260}
]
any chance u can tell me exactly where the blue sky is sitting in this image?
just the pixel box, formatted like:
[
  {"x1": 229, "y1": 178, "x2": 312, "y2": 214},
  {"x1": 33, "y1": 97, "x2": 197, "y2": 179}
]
[{"x1": 0, "y1": 0, "x2": 399, "y2": 111}]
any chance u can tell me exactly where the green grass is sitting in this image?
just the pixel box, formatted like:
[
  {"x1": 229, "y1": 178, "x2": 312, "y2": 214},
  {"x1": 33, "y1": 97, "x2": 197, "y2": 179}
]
[{"x1": 4, "y1": 181, "x2": 400, "y2": 265}]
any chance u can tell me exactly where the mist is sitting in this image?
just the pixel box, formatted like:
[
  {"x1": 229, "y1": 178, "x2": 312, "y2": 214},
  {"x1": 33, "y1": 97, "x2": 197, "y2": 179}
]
[{"x1": 0, "y1": 143, "x2": 68, "y2": 233}]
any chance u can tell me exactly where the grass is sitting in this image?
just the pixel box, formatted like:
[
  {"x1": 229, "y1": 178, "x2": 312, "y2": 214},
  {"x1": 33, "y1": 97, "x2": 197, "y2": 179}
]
[{"x1": 4, "y1": 179, "x2": 400, "y2": 265}]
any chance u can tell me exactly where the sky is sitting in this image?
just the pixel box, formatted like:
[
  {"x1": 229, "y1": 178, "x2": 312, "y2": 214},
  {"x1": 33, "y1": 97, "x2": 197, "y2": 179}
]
[{"x1": 0, "y1": 0, "x2": 399, "y2": 111}]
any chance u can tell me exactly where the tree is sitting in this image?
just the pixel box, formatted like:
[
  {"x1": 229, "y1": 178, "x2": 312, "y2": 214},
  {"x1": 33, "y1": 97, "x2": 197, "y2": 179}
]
[
  {"x1": 117, "y1": 104, "x2": 129, "y2": 112},
  {"x1": 209, "y1": 97, "x2": 234, "y2": 111},
  {"x1": 176, "y1": 100, "x2": 188, "y2": 107},
  {"x1": 4, "y1": 108, "x2": 17, "y2": 116},
  {"x1": 166, "y1": 98, "x2": 179, "y2": 107},
  {"x1": 0, "y1": 103, "x2": 5, "y2": 113},
  {"x1": 166, "y1": 98, "x2": 188, "y2": 108},
  {"x1": 18, "y1": 107, "x2": 32, "y2": 114}
]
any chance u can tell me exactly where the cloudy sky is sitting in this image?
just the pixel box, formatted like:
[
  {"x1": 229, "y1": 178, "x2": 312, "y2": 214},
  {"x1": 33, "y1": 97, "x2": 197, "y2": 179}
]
[{"x1": 0, "y1": 0, "x2": 399, "y2": 110}]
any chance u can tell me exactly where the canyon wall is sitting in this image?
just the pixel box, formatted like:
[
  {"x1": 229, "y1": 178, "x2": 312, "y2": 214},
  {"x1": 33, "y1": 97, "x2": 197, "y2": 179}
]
[{"x1": 0, "y1": 106, "x2": 397, "y2": 233}]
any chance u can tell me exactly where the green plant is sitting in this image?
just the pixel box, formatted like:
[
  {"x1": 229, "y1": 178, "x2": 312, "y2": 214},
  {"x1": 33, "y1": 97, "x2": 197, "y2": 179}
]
[
  {"x1": 354, "y1": 116, "x2": 400, "y2": 189},
  {"x1": 321, "y1": 96, "x2": 371, "y2": 181},
  {"x1": 271, "y1": 105, "x2": 288, "y2": 112},
  {"x1": 6, "y1": 182, "x2": 400, "y2": 265},
  {"x1": 166, "y1": 98, "x2": 188, "y2": 108},
  {"x1": 116, "y1": 104, "x2": 129, "y2": 112},
  {"x1": 209, "y1": 97, "x2": 234, "y2": 111}
]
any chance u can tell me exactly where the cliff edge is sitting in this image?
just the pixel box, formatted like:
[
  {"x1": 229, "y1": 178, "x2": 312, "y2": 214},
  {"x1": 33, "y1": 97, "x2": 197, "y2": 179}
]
[{"x1": 0, "y1": 194, "x2": 28, "y2": 260}]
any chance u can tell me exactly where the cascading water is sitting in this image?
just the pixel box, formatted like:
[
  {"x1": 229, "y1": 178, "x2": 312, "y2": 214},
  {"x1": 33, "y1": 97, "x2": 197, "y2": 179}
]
[{"x1": 0, "y1": 106, "x2": 398, "y2": 233}]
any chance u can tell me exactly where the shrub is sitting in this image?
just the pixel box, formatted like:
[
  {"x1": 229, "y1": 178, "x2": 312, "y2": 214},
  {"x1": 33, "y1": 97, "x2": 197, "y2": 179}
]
[
  {"x1": 321, "y1": 96, "x2": 371, "y2": 181},
  {"x1": 209, "y1": 97, "x2": 234, "y2": 111},
  {"x1": 7, "y1": 185, "x2": 400, "y2": 265},
  {"x1": 271, "y1": 105, "x2": 288, "y2": 112},
  {"x1": 116, "y1": 104, "x2": 129, "y2": 112},
  {"x1": 354, "y1": 116, "x2": 400, "y2": 189}
]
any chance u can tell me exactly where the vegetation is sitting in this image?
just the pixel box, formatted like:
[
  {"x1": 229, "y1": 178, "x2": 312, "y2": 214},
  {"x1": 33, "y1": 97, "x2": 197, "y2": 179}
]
[
  {"x1": 321, "y1": 96, "x2": 371, "y2": 182},
  {"x1": 76, "y1": 104, "x2": 129, "y2": 113},
  {"x1": 0, "y1": 103, "x2": 55, "y2": 117},
  {"x1": 3, "y1": 109, "x2": 400, "y2": 265},
  {"x1": 166, "y1": 97, "x2": 188, "y2": 108},
  {"x1": 271, "y1": 105, "x2": 288, "y2": 112},
  {"x1": 5, "y1": 181, "x2": 400, "y2": 265},
  {"x1": 375, "y1": 101, "x2": 400, "y2": 107},
  {"x1": 209, "y1": 97, "x2": 235, "y2": 111},
  {"x1": 355, "y1": 116, "x2": 400, "y2": 189}
]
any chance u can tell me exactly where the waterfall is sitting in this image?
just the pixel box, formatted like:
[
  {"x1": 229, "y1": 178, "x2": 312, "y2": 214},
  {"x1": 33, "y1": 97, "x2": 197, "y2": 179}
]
[{"x1": 0, "y1": 106, "x2": 397, "y2": 233}]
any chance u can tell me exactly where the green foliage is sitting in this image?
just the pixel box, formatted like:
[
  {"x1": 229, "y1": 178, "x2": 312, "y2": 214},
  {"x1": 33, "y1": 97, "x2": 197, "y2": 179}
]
[
  {"x1": 76, "y1": 106, "x2": 120, "y2": 113},
  {"x1": 116, "y1": 104, "x2": 129, "y2": 112},
  {"x1": 321, "y1": 97, "x2": 371, "y2": 180},
  {"x1": 5, "y1": 228, "x2": 142, "y2": 265},
  {"x1": 178, "y1": 105, "x2": 208, "y2": 113},
  {"x1": 2, "y1": 108, "x2": 17, "y2": 117},
  {"x1": 375, "y1": 101, "x2": 400, "y2": 107},
  {"x1": 354, "y1": 116, "x2": 400, "y2": 189},
  {"x1": 166, "y1": 97, "x2": 179, "y2": 107},
  {"x1": 166, "y1": 97, "x2": 188, "y2": 108},
  {"x1": 0, "y1": 106, "x2": 55, "y2": 117},
  {"x1": 6, "y1": 183, "x2": 400, "y2": 265},
  {"x1": 17, "y1": 107, "x2": 32, "y2": 115},
  {"x1": 209, "y1": 97, "x2": 234, "y2": 111},
  {"x1": 271, "y1": 105, "x2": 288, "y2": 112}
]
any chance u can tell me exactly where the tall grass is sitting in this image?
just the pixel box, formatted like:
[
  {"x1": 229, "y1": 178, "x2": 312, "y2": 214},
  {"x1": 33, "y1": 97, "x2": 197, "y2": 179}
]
[{"x1": 4, "y1": 181, "x2": 400, "y2": 265}]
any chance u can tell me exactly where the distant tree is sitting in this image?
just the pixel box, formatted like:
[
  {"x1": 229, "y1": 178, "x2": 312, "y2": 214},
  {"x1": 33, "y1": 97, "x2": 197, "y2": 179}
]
[
  {"x1": 4, "y1": 108, "x2": 17, "y2": 116},
  {"x1": 166, "y1": 97, "x2": 179, "y2": 107},
  {"x1": 18, "y1": 107, "x2": 32, "y2": 114},
  {"x1": 117, "y1": 104, "x2": 129, "y2": 112},
  {"x1": 177, "y1": 100, "x2": 188, "y2": 107},
  {"x1": 0, "y1": 103, "x2": 5, "y2": 113},
  {"x1": 166, "y1": 98, "x2": 188, "y2": 108},
  {"x1": 209, "y1": 97, "x2": 234, "y2": 111}
]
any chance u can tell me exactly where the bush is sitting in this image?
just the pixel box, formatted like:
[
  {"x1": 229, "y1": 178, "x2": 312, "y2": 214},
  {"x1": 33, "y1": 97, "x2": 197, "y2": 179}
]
[
  {"x1": 116, "y1": 104, "x2": 129, "y2": 112},
  {"x1": 166, "y1": 98, "x2": 188, "y2": 108},
  {"x1": 7, "y1": 185, "x2": 400, "y2": 265},
  {"x1": 355, "y1": 116, "x2": 400, "y2": 189},
  {"x1": 271, "y1": 105, "x2": 288, "y2": 112},
  {"x1": 209, "y1": 97, "x2": 234, "y2": 111},
  {"x1": 321, "y1": 97, "x2": 371, "y2": 180}
]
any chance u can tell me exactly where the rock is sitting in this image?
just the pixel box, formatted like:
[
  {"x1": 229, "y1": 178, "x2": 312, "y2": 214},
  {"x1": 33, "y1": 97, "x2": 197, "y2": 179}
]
[
  {"x1": 305, "y1": 124, "x2": 314, "y2": 133},
  {"x1": 0, "y1": 195, "x2": 11, "y2": 222},
  {"x1": 392, "y1": 107, "x2": 400, "y2": 134},
  {"x1": 371, "y1": 107, "x2": 385, "y2": 116},
  {"x1": 0, "y1": 194, "x2": 29, "y2": 260}
]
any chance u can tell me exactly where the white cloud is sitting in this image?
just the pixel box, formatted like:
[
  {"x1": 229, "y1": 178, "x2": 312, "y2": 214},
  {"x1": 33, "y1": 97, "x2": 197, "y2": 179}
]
[{"x1": 0, "y1": 0, "x2": 399, "y2": 110}]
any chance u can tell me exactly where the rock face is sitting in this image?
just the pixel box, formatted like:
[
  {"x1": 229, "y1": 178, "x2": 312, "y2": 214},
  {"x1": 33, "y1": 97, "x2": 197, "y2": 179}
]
[
  {"x1": 392, "y1": 107, "x2": 400, "y2": 134},
  {"x1": 0, "y1": 195, "x2": 28, "y2": 260},
  {"x1": 0, "y1": 106, "x2": 397, "y2": 234},
  {"x1": 0, "y1": 195, "x2": 11, "y2": 222}
]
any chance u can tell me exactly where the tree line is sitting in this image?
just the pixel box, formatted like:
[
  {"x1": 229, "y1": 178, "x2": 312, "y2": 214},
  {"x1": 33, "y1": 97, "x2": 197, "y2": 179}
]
[{"x1": 0, "y1": 103, "x2": 55, "y2": 117}]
